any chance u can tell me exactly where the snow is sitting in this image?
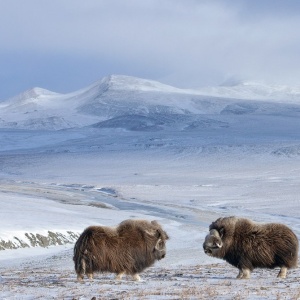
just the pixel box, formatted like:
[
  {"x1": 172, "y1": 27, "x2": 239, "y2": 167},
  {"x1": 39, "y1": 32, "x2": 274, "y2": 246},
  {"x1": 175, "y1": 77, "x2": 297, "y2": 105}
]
[
  {"x1": 197, "y1": 80, "x2": 300, "y2": 103},
  {"x1": 1, "y1": 75, "x2": 300, "y2": 131},
  {"x1": 0, "y1": 75, "x2": 300, "y2": 299}
]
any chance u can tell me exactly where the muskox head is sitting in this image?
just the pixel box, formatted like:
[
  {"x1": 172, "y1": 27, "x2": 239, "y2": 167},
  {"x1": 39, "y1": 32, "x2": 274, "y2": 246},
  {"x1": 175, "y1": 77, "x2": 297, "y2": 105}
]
[
  {"x1": 146, "y1": 220, "x2": 169, "y2": 260},
  {"x1": 203, "y1": 229, "x2": 223, "y2": 257}
]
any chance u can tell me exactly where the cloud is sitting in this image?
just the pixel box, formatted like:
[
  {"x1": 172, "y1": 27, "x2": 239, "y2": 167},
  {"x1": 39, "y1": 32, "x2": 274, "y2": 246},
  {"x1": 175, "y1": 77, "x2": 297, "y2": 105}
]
[{"x1": 1, "y1": 0, "x2": 300, "y2": 99}]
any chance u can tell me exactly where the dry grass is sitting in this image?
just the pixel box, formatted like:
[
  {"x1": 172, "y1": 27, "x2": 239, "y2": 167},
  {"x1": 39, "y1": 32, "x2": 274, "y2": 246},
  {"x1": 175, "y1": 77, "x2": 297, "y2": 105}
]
[{"x1": 1, "y1": 260, "x2": 300, "y2": 300}]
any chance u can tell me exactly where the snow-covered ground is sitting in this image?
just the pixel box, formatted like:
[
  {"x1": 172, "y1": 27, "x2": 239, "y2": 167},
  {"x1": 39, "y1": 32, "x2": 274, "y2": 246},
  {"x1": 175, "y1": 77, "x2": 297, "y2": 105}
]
[{"x1": 1, "y1": 76, "x2": 300, "y2": 299}]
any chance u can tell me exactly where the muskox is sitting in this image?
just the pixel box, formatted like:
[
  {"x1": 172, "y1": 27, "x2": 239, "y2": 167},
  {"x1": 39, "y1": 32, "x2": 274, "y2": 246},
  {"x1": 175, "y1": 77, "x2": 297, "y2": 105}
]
[
  {"x1": 203, "y1": 216, "x2": 299, "y2": 279},
  {"x1": 73, "y1": 219, "x2": 169, "y2": 281}
]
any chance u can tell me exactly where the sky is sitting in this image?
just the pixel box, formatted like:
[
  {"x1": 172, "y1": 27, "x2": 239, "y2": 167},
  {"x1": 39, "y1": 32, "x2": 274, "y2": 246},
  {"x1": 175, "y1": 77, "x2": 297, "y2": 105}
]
[{"x1": 1, "y1": 0, "x2": 300, "y2": 100}]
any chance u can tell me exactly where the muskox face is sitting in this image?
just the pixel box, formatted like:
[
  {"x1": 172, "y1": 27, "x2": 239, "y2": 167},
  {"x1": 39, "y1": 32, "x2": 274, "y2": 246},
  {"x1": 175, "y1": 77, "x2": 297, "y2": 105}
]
[
  {"x1": 203, "y1": 229, "x2": 223, "y2": 257},
  {"x1": 145, "y1": 223, "x2": 169, "y2": 261},
  {"x1": 153, "y1": 238, "x2": 167, "y2": 260}
]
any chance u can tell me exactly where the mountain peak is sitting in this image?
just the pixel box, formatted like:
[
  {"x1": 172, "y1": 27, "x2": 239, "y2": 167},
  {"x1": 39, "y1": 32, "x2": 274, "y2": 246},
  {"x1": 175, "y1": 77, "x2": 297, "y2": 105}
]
[
  {"x1": 6, "y1": 87, "x2": 60, "y2": 104},
  {"x1": 1, "y1": 75, "x2": 300, "y2": 131},
  {"x1": 101, "y1": 75, "x2": 183, "y2": 93}
]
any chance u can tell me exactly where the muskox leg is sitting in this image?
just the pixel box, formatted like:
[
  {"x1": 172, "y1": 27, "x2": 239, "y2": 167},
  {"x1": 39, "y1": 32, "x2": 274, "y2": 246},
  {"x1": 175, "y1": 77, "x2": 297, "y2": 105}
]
[
  {"x1": 132, "y1": 274, "x2": 141, "y2": 281},
  {"x1": 115, "y1": 272, "x2": 125, "y2": 280},
  {"x1": 236, "y1": 269, "x2": 243, "y2": 279},
  {"x1": 77, "y1": 273, "x2": 84, "y2": 282},
  {"x1": 277, "y1": 266, "x2": 287, "y2": 279},
  {"x1": 76, "y1": 258, "x2": 86, "y2": 282},
  {"x1": 236, "y1": 268, "x2": 251, "y2": 279},
  {"x1": 87, "y1": 273, "x2": 94, "y2": 280}
]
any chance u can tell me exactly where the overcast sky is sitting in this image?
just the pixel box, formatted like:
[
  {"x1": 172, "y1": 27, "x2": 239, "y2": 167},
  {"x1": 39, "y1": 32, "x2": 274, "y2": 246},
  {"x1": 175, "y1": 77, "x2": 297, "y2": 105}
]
[{"x1": 1, "y1": 0, "x2": 300, "y2": 100}]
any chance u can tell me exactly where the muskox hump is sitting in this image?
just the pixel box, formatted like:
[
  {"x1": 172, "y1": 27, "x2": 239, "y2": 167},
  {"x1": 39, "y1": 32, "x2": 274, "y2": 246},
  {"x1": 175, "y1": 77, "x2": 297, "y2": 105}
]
[{"x1": 204, "y1": 216, "x2": 299, "y2": 279}]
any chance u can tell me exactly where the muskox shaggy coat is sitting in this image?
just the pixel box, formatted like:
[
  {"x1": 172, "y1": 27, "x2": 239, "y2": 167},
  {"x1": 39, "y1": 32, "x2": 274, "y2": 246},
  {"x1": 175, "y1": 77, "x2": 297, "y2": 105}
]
[
  {"x1": 73, "y1": 219, "x2": 169, "y2": 281},
  {"x1": 203, "y1": 216, "x2": 299, "y2": 279}
]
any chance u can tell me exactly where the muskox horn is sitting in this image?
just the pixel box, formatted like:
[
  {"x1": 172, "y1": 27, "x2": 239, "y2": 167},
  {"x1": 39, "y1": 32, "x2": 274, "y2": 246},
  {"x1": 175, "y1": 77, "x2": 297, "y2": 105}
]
[
  {"x1": 209, "y1": 228, "x2": 224, "y2": 239},
  {"x1": 218, "y1": 227, "x2": 224, "y2": 238},
  {"x1": 145, "y1": 228, "x2": 161, "y2": 238},
  {"x1": 209, "y1": 229, "x2": 220, "y2": 237},
  {"x1": 155, "y1": 238, "x2": 165, "y2": 251},
  {"x1": 208, "y1": 229, "x2": 223, "y2": 248}
]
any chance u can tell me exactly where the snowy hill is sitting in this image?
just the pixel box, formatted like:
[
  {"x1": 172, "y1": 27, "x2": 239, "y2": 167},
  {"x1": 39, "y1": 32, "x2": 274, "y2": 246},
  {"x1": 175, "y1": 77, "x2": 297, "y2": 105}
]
[
  {"x1": 197, "y1": 81, "x2": 300, "y2": 102},
  {"x1": 1, "y1": 75, "x2": 300, "y2": 130}
]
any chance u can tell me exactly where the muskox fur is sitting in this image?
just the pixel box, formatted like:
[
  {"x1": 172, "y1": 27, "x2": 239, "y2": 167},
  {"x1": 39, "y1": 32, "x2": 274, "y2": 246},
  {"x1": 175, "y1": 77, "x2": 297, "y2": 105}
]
[
  {"x1": 73, "y1": 219, "x2": 169, "y2": 281},
  {"x1": 203, "y1": 216, "x2": 299, "y2": 279}
]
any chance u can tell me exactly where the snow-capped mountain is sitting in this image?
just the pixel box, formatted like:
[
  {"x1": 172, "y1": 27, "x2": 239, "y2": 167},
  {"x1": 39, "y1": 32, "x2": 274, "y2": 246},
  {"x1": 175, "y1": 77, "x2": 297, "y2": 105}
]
[
  {"x1": 197, "y1": 81, "x2": 300, "y2": 102},
  {"x1": 1, "y1": 75, "x2": 300, "y2": 130}
]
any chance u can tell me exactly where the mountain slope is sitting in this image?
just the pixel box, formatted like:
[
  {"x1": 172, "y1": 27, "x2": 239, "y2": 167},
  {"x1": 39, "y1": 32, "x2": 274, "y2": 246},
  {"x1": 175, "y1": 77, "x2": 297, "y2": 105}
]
[
  {"x1": 0, "y1": 75, "x2": 300, "y2": 130},
  {"x1": 197, "y1": 81, "x2": 300, "y2": 102}
]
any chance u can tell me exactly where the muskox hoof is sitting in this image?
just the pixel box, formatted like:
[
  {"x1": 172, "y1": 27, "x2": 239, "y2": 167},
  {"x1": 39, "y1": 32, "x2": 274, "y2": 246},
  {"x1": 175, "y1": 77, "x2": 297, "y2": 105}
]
[
  {"x1": 115, "y1": 272, "x2": 125, "y2": 280},
  {"x1": 236, "y1": 269, "x2": 250, "y2": 279},
  {"x1": 277, "y1": 267, "x2": 287, "y2": 279},
  {"x1": 132, "y1": 274, "x2": 141, "y2": 281},
  {"x1": 87, "y1": 273, "x2": 94, "y2": 280},
  {"x1": 77, "y1": 274, "x2": 84, "y2": 282}
]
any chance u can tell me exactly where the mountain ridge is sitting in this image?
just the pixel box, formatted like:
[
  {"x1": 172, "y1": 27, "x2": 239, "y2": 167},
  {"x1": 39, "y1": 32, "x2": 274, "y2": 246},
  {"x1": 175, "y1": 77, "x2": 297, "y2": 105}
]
[{"x1": 0, "y1": 75, "x2": 300, "y2": 131}]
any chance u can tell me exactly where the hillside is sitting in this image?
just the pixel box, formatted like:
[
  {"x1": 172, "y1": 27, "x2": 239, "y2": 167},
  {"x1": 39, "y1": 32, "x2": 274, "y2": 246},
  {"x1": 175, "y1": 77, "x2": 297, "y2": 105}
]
[{"x1": 1, "y1": 75, "x2": 300, "y2": 130}]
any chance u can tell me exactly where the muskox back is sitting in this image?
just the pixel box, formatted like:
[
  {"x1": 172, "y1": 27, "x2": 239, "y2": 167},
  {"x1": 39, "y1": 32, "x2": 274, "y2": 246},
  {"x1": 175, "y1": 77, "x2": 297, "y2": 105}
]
[
  {"x1": 73, "y1": 219, "x2": 169, "y2": 281},
  {"x1": 204, "y1": 216, "x2": 299, "y2": 279}
]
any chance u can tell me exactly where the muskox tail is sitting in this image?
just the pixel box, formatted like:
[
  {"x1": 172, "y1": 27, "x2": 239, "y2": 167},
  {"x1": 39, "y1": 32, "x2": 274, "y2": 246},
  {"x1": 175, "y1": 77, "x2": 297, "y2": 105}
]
[{"x1": 73, "y1": 229, "x2": 94, "y2": 278}]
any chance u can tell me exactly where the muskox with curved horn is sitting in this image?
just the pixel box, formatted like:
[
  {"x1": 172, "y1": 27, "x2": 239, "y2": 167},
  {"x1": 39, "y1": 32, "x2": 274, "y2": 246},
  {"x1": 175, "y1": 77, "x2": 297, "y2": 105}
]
[
  {"x1": 73, "y1": 219, "x2": 169, "y2": 281},
  {"x1": 203, "y1": 216, "x2": 298, "y2": 279}
]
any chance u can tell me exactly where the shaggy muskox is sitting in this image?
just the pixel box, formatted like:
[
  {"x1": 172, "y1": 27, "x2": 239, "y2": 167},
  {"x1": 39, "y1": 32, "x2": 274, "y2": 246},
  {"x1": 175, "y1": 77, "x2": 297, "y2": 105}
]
[
  {"x1": 73, "y1": 219, "x2": 169, "y2": 281},
  {"x1": 203, "y1": 216, "x2": 299, "y2": 279}
]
